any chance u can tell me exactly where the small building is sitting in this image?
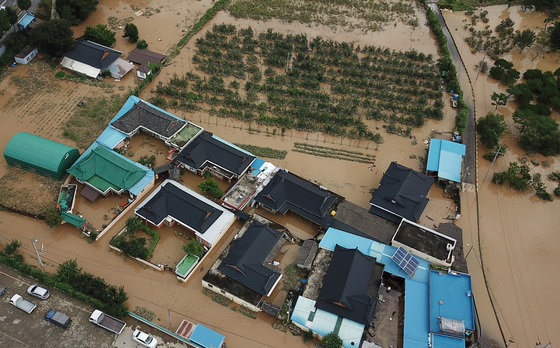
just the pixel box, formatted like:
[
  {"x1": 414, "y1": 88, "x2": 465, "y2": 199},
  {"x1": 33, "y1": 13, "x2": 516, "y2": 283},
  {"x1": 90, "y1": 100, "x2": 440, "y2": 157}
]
[
  {"x1": 14, "y1": 46, "x2": 38, "y2": 65},
  {"x1": 67, "y1": 143, "x2": 153, "y2": 198},
  {"x1": 3, "y1": 132, "x2": 79, "y2": 180},
  {"x1": 369, "y1": 162, "x2": 433, "y2": 224},
  {"x1": 16, "y1": 13, "x2": 41, "y2": 31},
  {"x1": 134, "y1": 179, "x2": 235, "y2": 248},
  {"x1": 176, "y1": 131, "x2": 255, "y2": 182},
  {"x1": 108, "y1": 58, "x2": 133, "y2": 79},
  {"x1": 253, "y1": 169, "x2": 342, "y2": 227},
  {"x1": 203, "y1": 220, "x2": 285, "y2": 312},
  {"x1": 426, "y1": 138, "x2": 466, "y2": 184},
  {"x1": 189, "y1": 324, "x2": 225, "y2": 348},
  {"x1": 127, "y1": 48, "x2": 167, "y2": 79},
  {"x1": 392, "y1": 218, "x2": 456, "y2": 267},
  {"x1": 60, "y1": 38, "x2": 122, "y2": 79}
]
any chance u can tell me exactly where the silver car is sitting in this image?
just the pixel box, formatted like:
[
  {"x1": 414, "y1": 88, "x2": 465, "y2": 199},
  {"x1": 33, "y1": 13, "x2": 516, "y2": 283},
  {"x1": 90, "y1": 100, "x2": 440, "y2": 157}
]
[{"x1": 27, "y1": 285, "x2": 50, "y2": 300}]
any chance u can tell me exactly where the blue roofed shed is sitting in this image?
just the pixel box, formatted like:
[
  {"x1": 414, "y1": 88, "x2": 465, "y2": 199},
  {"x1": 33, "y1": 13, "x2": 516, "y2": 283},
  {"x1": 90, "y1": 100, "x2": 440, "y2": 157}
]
[
  {"x1": 17, "y1": 13, "x2": 35, "y2": 30},
  {"x1": 189, "y1": 324, "x2": 225, "y2": 348},
  {"x1": 403, "y1": 280, "x2": 429, "y2": 348},
  {"x1": 426, "y1": 139, "x2": 466, "y2": 183}
]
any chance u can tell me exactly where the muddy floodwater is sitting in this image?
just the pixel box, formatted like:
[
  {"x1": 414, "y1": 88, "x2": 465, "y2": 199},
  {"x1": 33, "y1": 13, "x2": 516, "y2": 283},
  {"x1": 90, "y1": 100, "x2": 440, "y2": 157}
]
[{"x1": 445, "y1": 6, "x2": 560, "y2": 347}]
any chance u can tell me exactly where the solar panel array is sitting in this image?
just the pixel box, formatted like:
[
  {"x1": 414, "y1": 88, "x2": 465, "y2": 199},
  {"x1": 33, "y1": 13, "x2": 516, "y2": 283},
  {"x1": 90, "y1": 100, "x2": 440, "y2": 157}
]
[{"x1": 391, "y1": 246, "x2": 420, "y2": 278}]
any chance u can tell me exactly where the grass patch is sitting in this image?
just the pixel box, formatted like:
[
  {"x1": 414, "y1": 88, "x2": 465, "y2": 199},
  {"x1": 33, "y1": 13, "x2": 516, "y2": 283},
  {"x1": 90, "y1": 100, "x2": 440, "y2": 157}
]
[
  {"x1": 63, "y1": 95, "x2": 124, "y2": 148},
  {"x1": 234, "y1": 143, "x2": 287, "y2": 159},
  {"x1": 293, "y1": 143, "x2": 376, "y2": 164}
]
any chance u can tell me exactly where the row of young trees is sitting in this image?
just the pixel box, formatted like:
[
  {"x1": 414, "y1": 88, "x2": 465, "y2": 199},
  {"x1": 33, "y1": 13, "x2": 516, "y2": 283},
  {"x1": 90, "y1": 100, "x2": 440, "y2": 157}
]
[{"x1": 155, "y1": 24, "x2": 442, "y2": 142}]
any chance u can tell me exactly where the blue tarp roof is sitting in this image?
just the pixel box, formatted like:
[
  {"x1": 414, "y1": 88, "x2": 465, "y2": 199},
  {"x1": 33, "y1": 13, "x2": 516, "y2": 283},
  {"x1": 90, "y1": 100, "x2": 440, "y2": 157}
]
[
  {"x1": 189, "y1": 324, "x2": 225, "y2": 348},
  {"x1": 432, "y1": 334, "x2": 466, "y2": 348},
  {"x1": 250, "y1": 158, "x2": 266, "y2": 175},
  {"x1": 320, "y1": 227, "x2": 430, "y2": 283},
  {"x1": 429, "y1": 270, "x2": 475, "y2": 331},
  {"x1": 291, "y1": 296, "x2": 364, "y2": 348},
  {"x1": 426, "y1": 139, "x2": 466, "y2": 183},
  {"x1": 18, "y1": 13, "x2": 35, "y2": 28},
  {"x1": 96, "y1": 127, "x2": 127, "y2": 149},
  {"x1": 403, "y1": 279, "x2": 429, "y2": 348}
]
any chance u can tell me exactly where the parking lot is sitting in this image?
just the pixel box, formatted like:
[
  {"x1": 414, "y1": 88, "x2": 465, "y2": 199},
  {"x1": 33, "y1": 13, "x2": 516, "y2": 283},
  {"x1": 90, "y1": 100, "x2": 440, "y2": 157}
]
[{"x1": 0, "y1": 263, "x2": 117, "y2": 347}]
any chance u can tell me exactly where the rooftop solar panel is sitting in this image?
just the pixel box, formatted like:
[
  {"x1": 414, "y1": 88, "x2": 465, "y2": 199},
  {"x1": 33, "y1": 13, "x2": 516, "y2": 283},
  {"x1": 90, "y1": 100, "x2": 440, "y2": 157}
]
[{"x1": 391, "y1": 246, "x2": 420, "y2": 278}]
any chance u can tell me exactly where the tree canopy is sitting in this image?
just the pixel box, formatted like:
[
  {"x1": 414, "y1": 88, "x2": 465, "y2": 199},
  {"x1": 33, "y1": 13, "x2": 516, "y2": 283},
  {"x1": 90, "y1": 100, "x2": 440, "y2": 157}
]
[
  {"x1": 0, "y1": 10, "x2": 10, "y2": 37},
  {"x1": 550, "y1": 22, "x2": 560, "y2": 50},
  {"x1": 5, "y1": 7, "x2": 18, "y2": 28},
  {"x1": 56, "y1": 0, "x2": 98, "y2": 25},
  {"x1": 477, "y1": 113, "x2": 507, "y2": 149},
  {"x1": 123, "y1": 23, "x2": 138, "y2": 43},
  {"x1": 83, "y1": 24, "x2": 116, "y2": 47},
  {"x1": 30, "y1": 19, "x2": 75, "y2": 57},
  {"x1": 513, "y1": 108, "x2": 560, "y2": 156},
  {"x1": 17, "y1": 0, "x2": 31, "y2": 11},
  {"x1": 514, "y1": 29, "x2": 536, "y2": 50},
  {"x1": 489, "y1": 58, "x2": 520, "y2": 86}
]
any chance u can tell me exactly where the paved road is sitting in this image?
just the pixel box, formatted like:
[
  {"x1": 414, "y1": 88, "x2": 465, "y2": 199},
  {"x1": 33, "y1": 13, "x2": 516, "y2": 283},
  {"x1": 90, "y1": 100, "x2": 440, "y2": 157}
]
[{"x1": 428, "y1": 2, "x2": 476, "y2": 185}]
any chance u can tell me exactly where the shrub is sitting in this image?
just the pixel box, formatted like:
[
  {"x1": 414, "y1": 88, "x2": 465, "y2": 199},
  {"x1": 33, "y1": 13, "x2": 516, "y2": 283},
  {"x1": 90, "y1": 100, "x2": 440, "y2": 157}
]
[
  {"x1": 55, "y1": 71, "x2": 66, "y2": 78},
  {"x1": 123, "y1": 23, "x2": 139, "y2": 43},
  {"x1": 136, "y1": 39, "x2": 148, "y2": 49},
  {"x1": 183, "y1": 239, "x2": 204, "y2": 258},
  {"x1": 45, "y1": 210, "x2": 62, "y2": 227},
  {"x1": 322, "y1": 332, "x2": 343, "y2": 348},
  {"x1": 198, "y1": 177, "x2": 223, "y2": 198},
  {"x1": 477, "y1": 113, "x2": 507, "y2": 149}
]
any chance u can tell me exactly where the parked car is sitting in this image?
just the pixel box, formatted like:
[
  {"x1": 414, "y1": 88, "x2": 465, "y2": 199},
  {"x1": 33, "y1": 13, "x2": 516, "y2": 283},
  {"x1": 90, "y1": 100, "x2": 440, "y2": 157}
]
[
  {"x1": 45, "y1": 309, "x2": 72, "y2": 329},
  {"x1": 132, "y1": 329, "x2": 157, "y2": 348},
  {"x1": 27, "y1": 284, "x2": 50, "y2": 300},
  {"x1": 0, "y1": 284, "x2": 6, "y2": 296}
]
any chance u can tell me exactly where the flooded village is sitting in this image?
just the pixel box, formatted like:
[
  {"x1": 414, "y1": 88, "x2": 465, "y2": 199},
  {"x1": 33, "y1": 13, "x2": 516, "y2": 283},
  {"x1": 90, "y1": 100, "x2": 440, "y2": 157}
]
[{"x1": 0, "y1": 0, "x2": 559, "y2": 348}]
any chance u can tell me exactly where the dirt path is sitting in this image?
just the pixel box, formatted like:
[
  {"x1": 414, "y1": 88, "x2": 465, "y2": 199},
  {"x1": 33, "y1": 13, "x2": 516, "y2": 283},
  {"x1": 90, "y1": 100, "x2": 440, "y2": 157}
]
[{"x1": 445, "y1": 6, "x2": 560, "y2": 347}]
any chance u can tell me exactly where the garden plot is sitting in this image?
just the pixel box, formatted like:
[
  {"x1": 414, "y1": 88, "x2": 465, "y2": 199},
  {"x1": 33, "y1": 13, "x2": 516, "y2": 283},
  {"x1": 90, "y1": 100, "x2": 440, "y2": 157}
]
[{"x1": 150, "y1": 24, "x2": 443, "y2": 142}]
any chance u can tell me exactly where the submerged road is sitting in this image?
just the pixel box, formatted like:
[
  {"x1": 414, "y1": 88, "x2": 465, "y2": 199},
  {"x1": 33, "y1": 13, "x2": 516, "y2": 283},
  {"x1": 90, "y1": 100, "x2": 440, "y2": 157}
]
[{"x1": 427, "y1": 2, "x2": 476, "y2": 185}]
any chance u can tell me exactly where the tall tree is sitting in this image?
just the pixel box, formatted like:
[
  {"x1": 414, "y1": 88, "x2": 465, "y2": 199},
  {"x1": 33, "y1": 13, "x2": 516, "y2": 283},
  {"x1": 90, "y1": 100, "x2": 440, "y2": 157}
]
[
  {"x1": 17, "y1": 0, "x2": 31, "y2": 12},
  {"x1": 5, "y1": 7, "x2": 18, "y2": 29},
  {"x1": 477, "y1": 113, "x2": 507, "y2": 149},
  {"x1": 123, "y1": 23, "x2": 138, "y2": 43},
  {"x1": 550, "y1": 22, "x2": 560, "y2": 50},
  {"x1": 513, "y1": 108, "x2": 560, "y2": 156},
  {"x1": 56, "y1": 0, "x2": 98, "y2": 25},
  {"x1": 30, "y1": 19, "x2": 75, "y2": 57},
  {"x1": 491, "y1": 92, "x2": 509, "y2": 110},
  {"x1": 0, "y1": 10, "x2": 10, "y2": 37},
  {"x1": 83, "y1": 24, "x2": 115, "y2": 47},
  {"x1": 514, "y1": 29, "x2": 536, "y2": 49}
]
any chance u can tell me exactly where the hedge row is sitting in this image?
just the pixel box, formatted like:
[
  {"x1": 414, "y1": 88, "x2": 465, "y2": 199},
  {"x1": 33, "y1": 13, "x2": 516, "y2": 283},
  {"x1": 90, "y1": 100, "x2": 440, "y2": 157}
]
[
  {"x1": 0, "y1": 247, "x2": 127, "y2": 318},
  {"x1": 424, "y1": 5, "x2": 467, "y2": 133}
]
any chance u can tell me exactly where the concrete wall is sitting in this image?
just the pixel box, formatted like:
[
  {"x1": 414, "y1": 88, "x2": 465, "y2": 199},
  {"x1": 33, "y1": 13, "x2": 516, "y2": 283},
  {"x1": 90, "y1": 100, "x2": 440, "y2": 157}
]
[{"x1": 201, "y1": 280, "x2": 261, "y2": 313}]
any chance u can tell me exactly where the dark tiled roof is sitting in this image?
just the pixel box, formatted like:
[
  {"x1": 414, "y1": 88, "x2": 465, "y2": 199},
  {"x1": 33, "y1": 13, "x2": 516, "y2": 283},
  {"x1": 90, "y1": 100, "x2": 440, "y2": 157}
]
[
  {"x1": 111, "y1": 100, "x2": 186, "y2": 138},
  {"x1": 369, "y1": 162, "x2": 433, "y2": 223},
  {"x1": 136, "y1": 181, "x2": 222, "y2": 233},
  {"x1": 127, "y1": 48, "x2": 167, "y2": 65},
  {"x1": 217, "y1": 221, "x2": 283, "y2": 296},
  {"x1": 176, "y1": 131, "x2": 255, "y2": 176},
  {"x1": 64, "y1": 38, "x2": 121, "y2": 70},
  {"x1": 15, "y1": 46, "x2": 36, "y2": 58},
  {"x1": 316, "y1": 245, "x2": 380, "y2": 325},
  {"x1": 254, "y1": 170, "x2": 340, "y2": 227}
]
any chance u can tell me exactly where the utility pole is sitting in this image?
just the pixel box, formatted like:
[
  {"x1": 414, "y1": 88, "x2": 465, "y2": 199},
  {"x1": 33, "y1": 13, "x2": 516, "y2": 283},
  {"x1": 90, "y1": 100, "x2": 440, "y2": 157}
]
[
  {"x1": 30, "y1": 238, "x2": 44, "y2": 267},
  {"x1": 475, "y1": 49, "x2": 488, "y2": 82},
  {"x1": 483, "y1": 145, "x2": 504, "y2": 182}
]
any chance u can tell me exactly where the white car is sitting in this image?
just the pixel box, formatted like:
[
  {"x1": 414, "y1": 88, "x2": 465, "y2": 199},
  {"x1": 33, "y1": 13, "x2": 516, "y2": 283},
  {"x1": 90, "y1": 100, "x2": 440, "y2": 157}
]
[
  {"x1": 27, "y1": 285, "x2": 50, "y2": 300},
  {"x1": 132, "y1": 329, "x2": 157, "y2": 348}
]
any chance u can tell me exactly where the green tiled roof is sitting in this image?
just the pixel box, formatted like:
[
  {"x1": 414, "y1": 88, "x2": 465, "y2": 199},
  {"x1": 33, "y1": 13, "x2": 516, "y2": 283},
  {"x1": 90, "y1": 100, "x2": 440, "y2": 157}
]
[{"x1": 67, "y1": 146, "x2": 145, "y2": 193}]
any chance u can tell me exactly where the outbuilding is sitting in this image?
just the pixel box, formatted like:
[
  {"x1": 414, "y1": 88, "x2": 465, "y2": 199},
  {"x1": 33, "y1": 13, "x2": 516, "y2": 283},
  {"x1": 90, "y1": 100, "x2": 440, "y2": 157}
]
[
  {"x1": 14, "y1": 46, "x2": 38, "y2": 65},
  {"x1": 3, "y1": 132, "x2": 80, "y2": 180}
]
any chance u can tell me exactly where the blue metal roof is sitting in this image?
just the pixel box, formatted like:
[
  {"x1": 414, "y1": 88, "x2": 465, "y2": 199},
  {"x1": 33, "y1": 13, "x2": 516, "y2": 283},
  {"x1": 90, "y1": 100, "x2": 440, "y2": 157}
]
[
  {"x1": 250, "y1": 158, "x2": 266, "y2": 175},
  {"x1": 426, "y1": 139, "x2": 466, "y2": 183},
  {"x1": 291, "y1": 296, "x2": 364, "y2": 348},
  {"x1": 96, "y1": 127, "x2": 127, "y2": 149},
  {"x1": 320, "y1": 227, "x2": 430, "y2": 283},
  {"x1": 18, "y1": 13, "x2": 35, "y2": 28},
  {"x1": 403, "y1": 279, "x2": 429, "y2": 348},
  {"x1": 189, "y1": 324, "x2": 225, "y2": 348},
  {"x1": 432, "y1": 333, "x2": 465, "y2": 348},
  {"x1": 429, "y1": 270, "x2": 475, "y2": 331}
]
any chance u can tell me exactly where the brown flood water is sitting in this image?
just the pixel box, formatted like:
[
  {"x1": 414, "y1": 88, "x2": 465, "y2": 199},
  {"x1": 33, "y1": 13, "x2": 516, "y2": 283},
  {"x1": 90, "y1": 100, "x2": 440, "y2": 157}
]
[{"x1": 445, "y1": 6, "x2": 560, "y2": 347}]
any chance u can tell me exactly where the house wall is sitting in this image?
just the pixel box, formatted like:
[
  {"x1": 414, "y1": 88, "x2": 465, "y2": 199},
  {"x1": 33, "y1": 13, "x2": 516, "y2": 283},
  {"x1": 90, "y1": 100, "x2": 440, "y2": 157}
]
[
  {"x1": 14, "y1": 48, "x2": 38, "y2": 65},
  {"x1": 201, "y1": 280, "x2": 262, "y2": 313}
]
